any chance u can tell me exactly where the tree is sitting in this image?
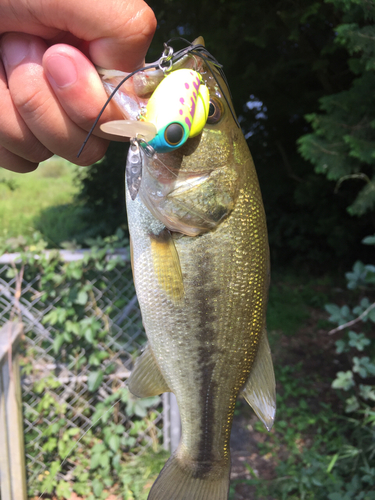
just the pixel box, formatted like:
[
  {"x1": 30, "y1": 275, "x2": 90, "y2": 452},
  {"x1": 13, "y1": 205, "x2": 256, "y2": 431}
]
[{"x1": 298, "y1": 0, "x2": 375, "y2": 216}]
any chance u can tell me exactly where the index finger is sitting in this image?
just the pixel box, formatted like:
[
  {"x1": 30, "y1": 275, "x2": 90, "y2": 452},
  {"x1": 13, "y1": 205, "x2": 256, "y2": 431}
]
[{"x1": 0, "y1": 0, "x2": 157, "y2": 71}]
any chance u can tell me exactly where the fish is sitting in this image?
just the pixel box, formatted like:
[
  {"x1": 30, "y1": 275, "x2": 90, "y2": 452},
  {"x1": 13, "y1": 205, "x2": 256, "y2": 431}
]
[{"x1": 99, "y1": 37, "x2": 276, "y2": 500}]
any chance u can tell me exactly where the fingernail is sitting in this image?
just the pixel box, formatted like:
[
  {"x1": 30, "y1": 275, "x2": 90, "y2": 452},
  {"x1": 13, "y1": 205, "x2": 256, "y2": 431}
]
[
  {"x1": 2, "y1": 37, "x2": 30, "y2": 67},
  {"x1": 45, "y1": 54, "x2": 78, "y2": 88}
]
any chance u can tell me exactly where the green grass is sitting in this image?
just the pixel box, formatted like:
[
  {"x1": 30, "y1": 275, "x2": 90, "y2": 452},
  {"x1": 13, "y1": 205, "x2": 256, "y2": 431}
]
[{"x1": 0, "y1": 157, "x2": 82, "y2": 241}]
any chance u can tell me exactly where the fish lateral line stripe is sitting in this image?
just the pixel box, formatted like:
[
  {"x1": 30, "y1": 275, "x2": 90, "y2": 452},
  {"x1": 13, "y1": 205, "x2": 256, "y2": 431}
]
[{"x1": 193, "y1": 252, "x2": 223, "y2": 469}]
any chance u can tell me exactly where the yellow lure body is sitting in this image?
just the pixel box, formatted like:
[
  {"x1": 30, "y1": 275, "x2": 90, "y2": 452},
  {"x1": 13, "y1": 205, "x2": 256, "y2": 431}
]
[{"x1": 144, "y1": 69, "x2": 210, "y2": 152}]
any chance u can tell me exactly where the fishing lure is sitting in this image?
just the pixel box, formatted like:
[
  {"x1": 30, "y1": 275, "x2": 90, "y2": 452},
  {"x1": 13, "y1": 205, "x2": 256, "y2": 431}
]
[
  {"x1": 142, "y1": 68, "x2": 210, "y2": 153},
  {"x1": 99, "y1": 69, "x2": 210, "y2": 154},
  {"x1": 78, "y1": 38, "x2": 239, "y2": 157},
  {"x1": 78, "y1": 39, "x2": 239, "y2": 200}
]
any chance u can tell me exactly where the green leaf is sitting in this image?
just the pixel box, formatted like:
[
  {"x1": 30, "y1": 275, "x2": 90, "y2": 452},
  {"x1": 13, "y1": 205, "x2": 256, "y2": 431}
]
[
  {"x1": 362, "y1": 235, "x2": 375, "y2": 245},
  {"x1": 122, "y1": 436, "x2": 137, "y2": 447},
  {"x1": 326, "y1": 453, "x2": 339, "y2": 473},
  {"x1": 84, "y1": 328, "x2": 95, "y2": 344},
  {"x1": 42, "y1": 437, "x2": 57, "y2": 452},
  {"x1": 92, "y1": 478, "x2": 103, "y2": 498},
  {"x1": 353, "y1": 356, "x2": 375, "y2": 378},
  {"x1": 359, "y1": 384, "x2": 375, "y2": 401},
  {"x1": 53, "y1": 333, "x2": 65, "y2": 354},
  {"x1": 335, "y1": 339, "x2": 349, "y2": 354},
  {"x1": 112, "y1": 453, "x2": 121, "y2": 472},
  {"x1": 87, "y1": 370, "x2": 104, "y2": 392},
  {"x1": 100, "y1": 452, "x2": 110, "y2": 469},
  {"x1": 56, "y1": 480, "x2": 72, "y2": 498},
  {"x1": 332, "y1": 371, "x2": 355, "y2": 391},
  {"x1": 108, "y1": 434, "x2": 120, "y2": 453},
  {"x1": 91, "y1": 443, "x2": 106, "y2": 454},
  {"x1": 348, "y1": 331, "x2": 371, "y2": 351},
  {"x1": 66, "y1": 319, "x2": 80, "y2": 334},
  {"x1": 76, "y1": 290, "x2": 88, "y2": 305},
  {"x1": 89, "y1": 351, "x2": 109, "y2": 366},
  {"x1": 63, "y1": 331, "x2": 73, "y2": 342},
  {"x1": 345, "y1": 395, "x2": 359, "y2": 413}
]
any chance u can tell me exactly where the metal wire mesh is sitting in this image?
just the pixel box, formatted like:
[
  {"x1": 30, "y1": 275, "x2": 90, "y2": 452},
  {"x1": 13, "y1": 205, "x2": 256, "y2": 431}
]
[{"x1": 0, "y1": 250, "x2": 165, "y2": 494}]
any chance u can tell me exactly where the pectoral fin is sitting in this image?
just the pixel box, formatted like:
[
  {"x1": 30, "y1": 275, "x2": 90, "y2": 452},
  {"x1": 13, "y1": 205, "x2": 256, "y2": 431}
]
[
  {"x1": 242, "y1": 330, "x2": 276, "y2": 431},
  {"x1": 150, "y1": 229, "x2": 184, "y2": 302},
  {"x1": 128, "y1": 344, "x2": 171, "y2": 397}
]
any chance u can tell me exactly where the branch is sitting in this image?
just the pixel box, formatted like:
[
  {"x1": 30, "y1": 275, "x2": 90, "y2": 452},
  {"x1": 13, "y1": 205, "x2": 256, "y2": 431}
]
[{"x1": 328, "y1": 302, "x2": 375, "y2": 335}]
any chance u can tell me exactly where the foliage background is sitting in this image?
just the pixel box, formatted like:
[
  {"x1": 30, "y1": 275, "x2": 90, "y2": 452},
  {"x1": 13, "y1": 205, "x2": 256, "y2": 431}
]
[{"x1": 72, "y1": 0, "x2": 375, "y2": 272}]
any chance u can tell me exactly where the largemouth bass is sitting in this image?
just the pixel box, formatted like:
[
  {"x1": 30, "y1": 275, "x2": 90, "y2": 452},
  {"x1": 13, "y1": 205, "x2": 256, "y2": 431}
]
[{"x1": 99, "y1": 38, "x2": 276, "y2": 500}]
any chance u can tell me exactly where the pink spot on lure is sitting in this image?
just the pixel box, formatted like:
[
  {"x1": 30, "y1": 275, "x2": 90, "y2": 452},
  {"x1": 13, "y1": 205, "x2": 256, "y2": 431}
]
[
  {"x1": 185, "y1": 116, "x2": 191, "y2": 129},
  {"x1": 179, "y1": 109, "x2": 183, "y2": 115},
  {"x1": 192, "y1": 77, "x2": 200, "y2": 92},
  {"x1": 185, "y1": 83, "x2": 189, "y2": 89},
  {"x1": 189, "y1": 96, "x2": 196, "y2": 118},
  {"x1": 180, "y1": 97, "x2": 185, "y2": 105}
]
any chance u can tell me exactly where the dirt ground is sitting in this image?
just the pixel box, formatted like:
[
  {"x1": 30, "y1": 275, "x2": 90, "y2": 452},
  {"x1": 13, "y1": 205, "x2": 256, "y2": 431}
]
[{"x1": 230, "y1": 408, "x2": 277, "y2": 500}]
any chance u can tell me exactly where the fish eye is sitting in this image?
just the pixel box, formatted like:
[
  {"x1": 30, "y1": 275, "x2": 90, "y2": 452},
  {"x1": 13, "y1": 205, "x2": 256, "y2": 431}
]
[
  {"x1": 207, "y1": 98, "x2": 223, "y2": 124},
  {"x1": 164, "y1": 123, "x2": 184, "y2": 145}
]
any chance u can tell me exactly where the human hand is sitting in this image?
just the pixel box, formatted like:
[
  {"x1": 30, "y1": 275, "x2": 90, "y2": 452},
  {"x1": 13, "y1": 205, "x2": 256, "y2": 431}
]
[{"x1": 0, "y1": 0, "x2": 156, "y2": 172}]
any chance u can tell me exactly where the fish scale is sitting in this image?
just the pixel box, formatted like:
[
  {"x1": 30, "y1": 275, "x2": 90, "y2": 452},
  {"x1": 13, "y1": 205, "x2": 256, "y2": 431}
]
[{"x1": 101, "y1": 38, "x2": 275, "y2": 500}]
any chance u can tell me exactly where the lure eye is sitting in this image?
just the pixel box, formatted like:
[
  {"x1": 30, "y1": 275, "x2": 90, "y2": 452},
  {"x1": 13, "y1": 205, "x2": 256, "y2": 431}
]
[
  {"x1": 207, "y1": 98, "x2": 223, "y2": 124},
  {"x1": 164, "y1": 123, "x2": 184, "y2": 146}
]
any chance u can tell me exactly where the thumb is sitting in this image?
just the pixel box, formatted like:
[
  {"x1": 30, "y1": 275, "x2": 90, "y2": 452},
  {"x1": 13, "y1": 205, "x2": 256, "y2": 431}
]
[{"x1": 87, "y1": 0, "x2": 158, "y2": 70}]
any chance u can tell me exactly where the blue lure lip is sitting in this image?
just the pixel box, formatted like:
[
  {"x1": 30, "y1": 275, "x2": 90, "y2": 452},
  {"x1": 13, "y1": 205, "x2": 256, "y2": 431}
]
[{"x1": 78, "y1": 38, "x2": 239, "y2": 158}]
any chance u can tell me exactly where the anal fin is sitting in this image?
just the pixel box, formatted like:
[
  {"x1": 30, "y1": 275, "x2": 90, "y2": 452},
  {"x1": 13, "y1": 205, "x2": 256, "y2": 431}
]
[
  {"x1": 128, "y1": 344, "x2": 171, "y2": 397},
  {"x1": 242, "y1": 330, "x2": 276, "y2": 431}
]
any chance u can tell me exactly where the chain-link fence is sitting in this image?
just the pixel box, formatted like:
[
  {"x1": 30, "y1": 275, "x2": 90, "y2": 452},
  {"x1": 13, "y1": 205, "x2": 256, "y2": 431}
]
[{"x1": 0, "y1": 249, "x2": 178, "y2": 497}]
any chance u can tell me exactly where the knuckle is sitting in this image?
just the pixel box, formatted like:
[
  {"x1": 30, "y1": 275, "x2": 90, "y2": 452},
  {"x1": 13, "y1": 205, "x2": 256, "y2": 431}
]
[
  {"x1": 139, "y1": 5, "x2": 157, "y2": 38},
  {"x1": 123, "y1": 3, "x2": 157, "y2": 41},
  {"x1": 12, "y1": 86, "x2": 50, "y2": 122},
  {"x1": 26, "y1": 145, "x2": 53, "y2": 164},
  {"x1": 0, "y1": 124, "x2": 52, "y2": 164}
]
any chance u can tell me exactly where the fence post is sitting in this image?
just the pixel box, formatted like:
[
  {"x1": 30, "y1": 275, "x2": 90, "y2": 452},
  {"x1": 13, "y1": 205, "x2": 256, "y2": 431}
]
[
  {"x1": 0, "y1": 321, "x2": 27, "y2": 500},
  {"x1": 162, "y1": 392, "x2": 181, "y2": 453}
]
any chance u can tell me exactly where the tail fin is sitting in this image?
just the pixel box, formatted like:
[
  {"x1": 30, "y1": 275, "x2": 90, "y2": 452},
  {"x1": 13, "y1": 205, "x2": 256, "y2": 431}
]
[{"x1": 148, "y1": 453, "x2": 231, "y2": 500}]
